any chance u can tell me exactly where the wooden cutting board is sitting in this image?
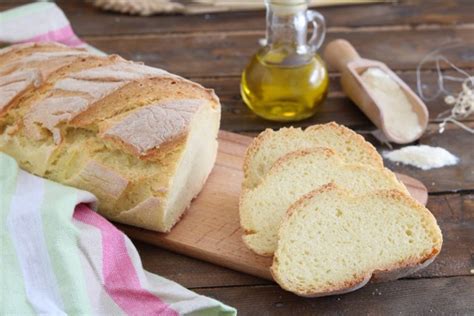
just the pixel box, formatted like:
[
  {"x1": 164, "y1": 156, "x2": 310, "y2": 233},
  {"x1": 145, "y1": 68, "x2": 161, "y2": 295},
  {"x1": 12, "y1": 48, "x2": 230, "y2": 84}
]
[{"x1": 117, "y1": 131, "x2": 429, "y2": 280}]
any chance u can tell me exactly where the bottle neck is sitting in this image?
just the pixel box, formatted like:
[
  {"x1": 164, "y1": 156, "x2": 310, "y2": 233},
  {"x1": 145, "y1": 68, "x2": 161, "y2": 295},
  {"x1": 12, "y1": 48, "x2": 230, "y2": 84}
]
[{"x1": 265, "y1": 1, "x2": 309, "y2": 53}]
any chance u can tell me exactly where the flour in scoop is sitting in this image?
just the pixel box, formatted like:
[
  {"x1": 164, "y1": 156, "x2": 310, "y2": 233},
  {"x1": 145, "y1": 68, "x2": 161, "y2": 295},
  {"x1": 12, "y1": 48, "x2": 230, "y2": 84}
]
[
  {"x1": 383, "y1": 145, "x2": 459, "y2": 170},
  {"x1": 361, "y1": 67, "x2": 422, "y2": 141}
]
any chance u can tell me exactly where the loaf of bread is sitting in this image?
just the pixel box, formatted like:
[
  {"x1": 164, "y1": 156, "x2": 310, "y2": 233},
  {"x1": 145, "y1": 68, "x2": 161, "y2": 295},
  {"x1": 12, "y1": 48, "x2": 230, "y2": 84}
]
[
  {"x1": 239, "y1": 148, "x2": 408, "y2": 256},
  {"x1": 242, "y1": 122, "x2": 383, "y2": 189},
  {"x1": 0, "y1": 42, "x2": 220, "y2": 232},
  {"x1": 271, "y1": 184, "x2": 442, "y2": 297}
]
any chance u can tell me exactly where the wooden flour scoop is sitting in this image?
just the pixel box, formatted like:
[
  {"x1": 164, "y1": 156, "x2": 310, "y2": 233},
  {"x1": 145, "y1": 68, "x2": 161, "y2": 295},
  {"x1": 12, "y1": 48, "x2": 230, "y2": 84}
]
[{"x1": 324, "y1": 39, "x2": 429, "y2": 144}]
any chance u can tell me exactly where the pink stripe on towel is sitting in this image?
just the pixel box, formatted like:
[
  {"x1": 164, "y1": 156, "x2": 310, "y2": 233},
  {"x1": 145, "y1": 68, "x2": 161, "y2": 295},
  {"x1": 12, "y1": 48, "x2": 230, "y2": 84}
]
[
  {"x1": 23, "y1": 25, "x2": 84, "y2": 47},
  {"x1": 73, "y1": 204, "x2": 178, "y2": 316}
]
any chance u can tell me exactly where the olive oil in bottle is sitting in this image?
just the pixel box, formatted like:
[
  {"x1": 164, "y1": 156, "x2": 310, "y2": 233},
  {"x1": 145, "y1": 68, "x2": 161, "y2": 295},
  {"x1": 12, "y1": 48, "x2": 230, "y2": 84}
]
[
  {"x1": 241, "y1": 0, "x2": 328, "y2": 122},
  {"x1": 241, "y1": 51, "x2": 328, "y2": 121}
]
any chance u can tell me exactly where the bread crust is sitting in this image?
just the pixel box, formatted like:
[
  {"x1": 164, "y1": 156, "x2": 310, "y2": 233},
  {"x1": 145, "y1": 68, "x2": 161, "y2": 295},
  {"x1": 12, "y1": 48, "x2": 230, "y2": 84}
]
[
  {"x1": 242, "y1": 126, "x2": 299, "y2": 176},
  {"x1": 0, "y1": 42, "x2": 220, "y2": 232},
  {"x1": 271, "y1": 184, "x2": 442, "y2": 297},
  {"x1": 267, "y1": 147, "x2": 336, "y2": 174},
  {"x1": 0, "y1": 42, "x2": 80, "y2": 63},
  {"x1": 306, "y1": 122, "x2": 383, "y2": 167},
  {"x1": 0, "y1": 44, "x2": 96, "y2": 116}
]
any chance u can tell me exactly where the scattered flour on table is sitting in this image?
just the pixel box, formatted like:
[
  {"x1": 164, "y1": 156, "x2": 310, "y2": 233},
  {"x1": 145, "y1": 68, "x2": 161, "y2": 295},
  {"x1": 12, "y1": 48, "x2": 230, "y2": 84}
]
[
  {"x1": 383, "y1": 145, "x2": 459, "y2": 170},
  {"x1": 361, "y1": 67, "x2": 423, "y2": 141}
]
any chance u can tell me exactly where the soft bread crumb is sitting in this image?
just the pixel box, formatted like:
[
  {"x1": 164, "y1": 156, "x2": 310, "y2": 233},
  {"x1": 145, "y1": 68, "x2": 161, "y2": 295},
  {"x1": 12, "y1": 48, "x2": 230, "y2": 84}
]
[
  {"x1": 242, "y1": 122, "x2": 383, "y2": 189},
  {"x1": 271, "y1": 184, "x2": 442, "y2": 297},
  {"x1": 239, "y1": 148, "x2": 407, "y2": 256}
]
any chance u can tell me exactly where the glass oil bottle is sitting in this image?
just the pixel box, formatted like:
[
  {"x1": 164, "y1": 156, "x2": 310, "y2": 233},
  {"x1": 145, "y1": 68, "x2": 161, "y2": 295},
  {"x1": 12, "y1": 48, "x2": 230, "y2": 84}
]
[{"x1": 241, "y1": 0, "x2": 329, "y2": 122}]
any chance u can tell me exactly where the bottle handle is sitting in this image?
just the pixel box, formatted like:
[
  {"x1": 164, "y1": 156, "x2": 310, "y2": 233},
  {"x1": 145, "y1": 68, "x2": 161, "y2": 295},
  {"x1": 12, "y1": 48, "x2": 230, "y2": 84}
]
[{"x1": 306, "y1": 10, "x2": 326, "y2": 53}]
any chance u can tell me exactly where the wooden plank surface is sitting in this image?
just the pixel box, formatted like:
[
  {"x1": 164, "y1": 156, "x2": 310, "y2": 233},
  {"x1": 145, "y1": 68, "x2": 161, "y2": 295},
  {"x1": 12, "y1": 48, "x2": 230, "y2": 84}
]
[
  {"x1": 198, "y1": 70, "x2": 474, "y2": 122},
  {"x1": 198, "y1": 72, "x2": 474, "y2": 134},
  {"x1": 85, "y1": 28, "x2": 473, "y2": 77},
  {"x1": 1, "y1": 0, "x2": 472, "y2": 313},
  {"x1": 118, "y1": 131, "x2": 430, "y2": 281},
  {"x1": 196, "y1": 276, "x2": 474, "y2": 314},
  {"x1": 384, "y1": 123, "x2": 474, "y2": 194},
  {"x1": 1, "y1": 1, "x2": 472, "y2": 35}
]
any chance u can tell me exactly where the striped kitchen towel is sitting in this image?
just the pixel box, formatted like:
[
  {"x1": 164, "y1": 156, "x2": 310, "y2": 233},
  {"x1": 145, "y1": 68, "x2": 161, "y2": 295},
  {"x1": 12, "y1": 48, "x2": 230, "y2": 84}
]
[
  {"x1": 0, "y1": 3, "x2": 236, "y2": 315},
  {"x1": 0, "y1": 2, "x2": 82, "y2": 46},
  {"x1": 0, "y1": 2, "x2": 102, "y2": 54},
  {"x1": 1, "y1": 153, "x2": 235, "y2": 315}
]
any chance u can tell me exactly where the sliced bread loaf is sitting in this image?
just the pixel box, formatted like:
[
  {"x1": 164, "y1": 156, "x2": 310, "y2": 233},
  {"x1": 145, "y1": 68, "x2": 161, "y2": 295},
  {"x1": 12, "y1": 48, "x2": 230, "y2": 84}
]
[
  {"x1": 271, "y1": 184, "x2": 443, "y2": 297},
  {"x1": 242, "y1": 122, "x2": 383, "y2": 189},
  {"x1": 239, "y1": 148, "x2": 408, "y2": 256}
]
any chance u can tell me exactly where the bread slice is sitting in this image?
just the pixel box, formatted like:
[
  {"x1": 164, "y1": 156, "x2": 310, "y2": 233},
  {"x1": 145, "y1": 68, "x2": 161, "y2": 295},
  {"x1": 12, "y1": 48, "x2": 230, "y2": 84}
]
[
  {"x1": 239, "y1": 148, "x2": 408, "y2": 256},
  {"x1": 242, "y1": 122, "x2": 383, "y2": 189},
  {"x1": 271, "y1": 184, "x2": 443, "y2": 297}
]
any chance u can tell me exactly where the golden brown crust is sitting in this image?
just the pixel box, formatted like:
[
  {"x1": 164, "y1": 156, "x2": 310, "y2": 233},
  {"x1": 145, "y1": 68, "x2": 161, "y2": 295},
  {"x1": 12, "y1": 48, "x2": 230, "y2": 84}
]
[
  {"x1": 0, "y1": 42, "x2": 80, "y2": 64},
  {"x1": 0, "y1": 54, "x2": 120, "y2": 121},
  {"x1": 306, "y1": 122, "x2": 383, "y2": 167},
  {"x1": 0, "y1": 81, "x2": 33, "y2": 117},
  {"x1": 271, "y1": 263, "x2": 371, "y2": 297},
  {"x1": 370, "y1": 249, "x2": 439, "y2": 283},
  {"x1": 0, "y1": 44, "x2": 94, "y2": 117},
  {"x1": 267, "y1": 147, "x2": 337, "y2": 175},
  {"x1": 1, "y1": 45, "x2": 219, "y2": 160},
  {"x1": 242, "y1": 127, "x2": 276, "y2": 177},
  {"x1": 70, "y1": 77, "x2": 219, "y2": 128}
]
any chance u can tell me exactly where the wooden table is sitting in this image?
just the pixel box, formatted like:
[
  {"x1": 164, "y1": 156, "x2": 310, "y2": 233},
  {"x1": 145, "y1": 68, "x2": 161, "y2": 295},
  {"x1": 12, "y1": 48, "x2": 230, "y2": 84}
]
[{"x1": 2, "y1": 0, "x2": 472, "y2": 313}]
